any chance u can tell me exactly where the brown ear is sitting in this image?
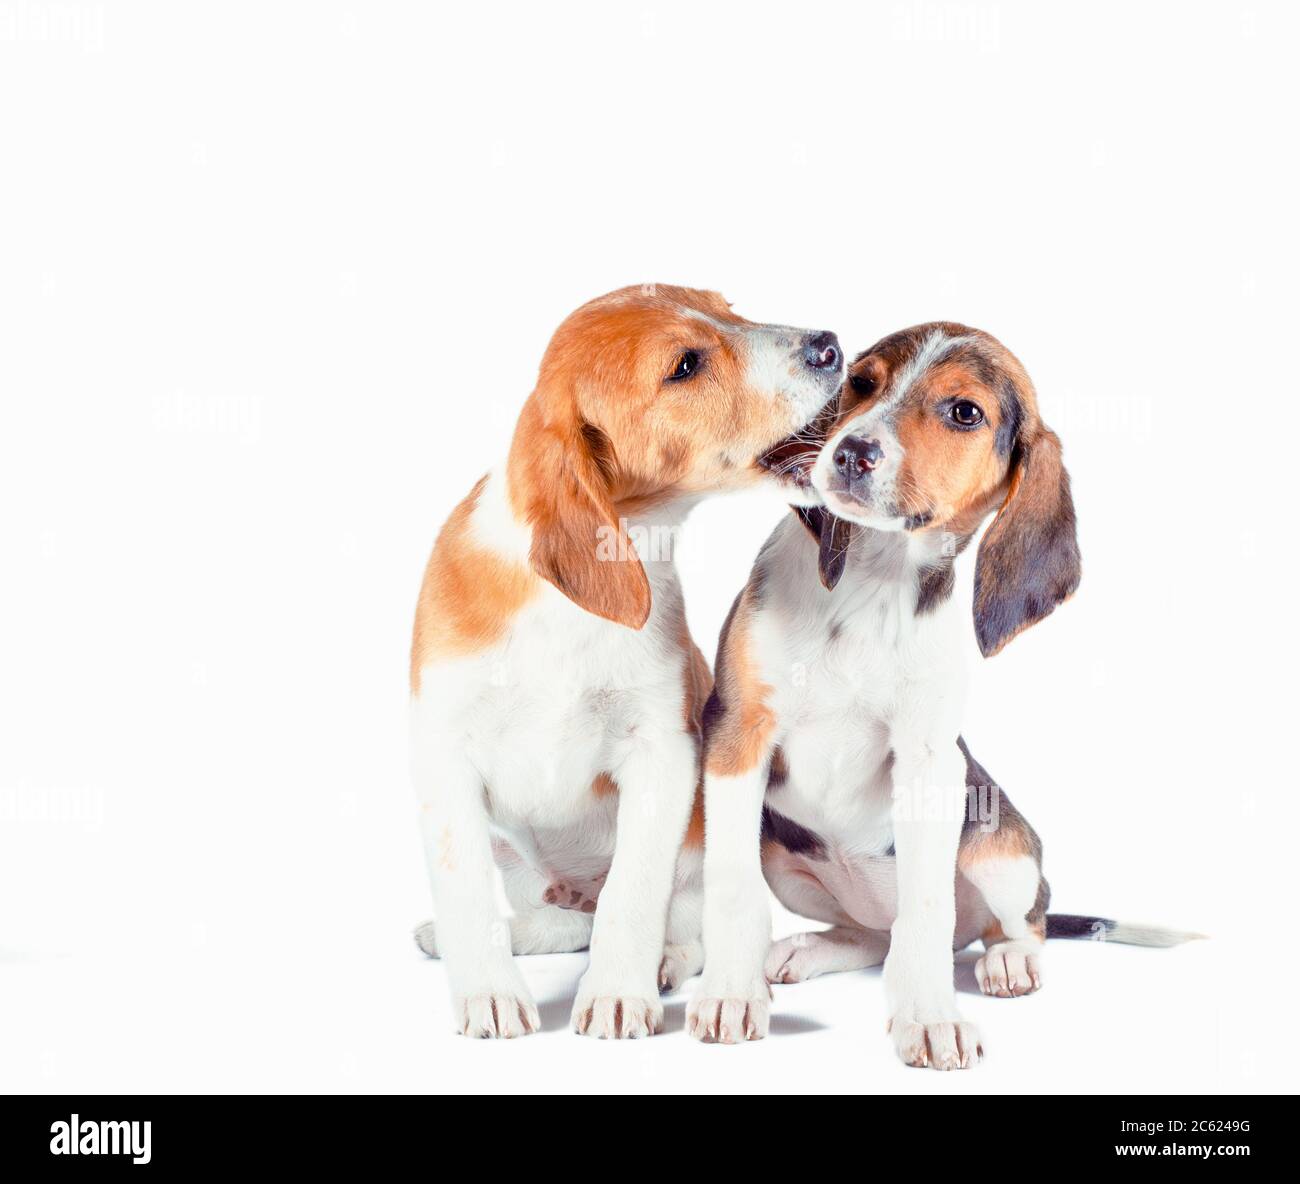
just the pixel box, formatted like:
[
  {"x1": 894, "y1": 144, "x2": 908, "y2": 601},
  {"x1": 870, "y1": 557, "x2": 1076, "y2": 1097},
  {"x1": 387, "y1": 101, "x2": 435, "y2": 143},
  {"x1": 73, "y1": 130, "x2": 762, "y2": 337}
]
[
  {"x1": 518, "y1": 415, "x2": 651, "y2": 630},
  {"x1": 973, "y1": 427, "x2": 1081, "y2": 656},
  {"x1": 794, "y1": 506, "x2": 855, "y2": 591}
]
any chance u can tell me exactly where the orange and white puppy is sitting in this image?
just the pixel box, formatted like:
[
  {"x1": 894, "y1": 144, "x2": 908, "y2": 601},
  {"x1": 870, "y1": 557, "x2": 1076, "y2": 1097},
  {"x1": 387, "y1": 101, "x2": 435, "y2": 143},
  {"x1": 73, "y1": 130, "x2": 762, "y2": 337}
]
[
  {"x1": 690, "y1": 325, "x2": 1192, "y2": 1066},
  {"x1": 411, "y1": 285, "x2": 842, "y2": 1039}
]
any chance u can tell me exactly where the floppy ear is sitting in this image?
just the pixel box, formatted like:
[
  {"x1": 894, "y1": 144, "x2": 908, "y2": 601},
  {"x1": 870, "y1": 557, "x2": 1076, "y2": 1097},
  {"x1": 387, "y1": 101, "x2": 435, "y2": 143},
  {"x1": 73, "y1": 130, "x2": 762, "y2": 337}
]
[
  {"x1": 794, "y1": 506, "x2": 855, "y2": 591},
  {"x1": 517, "y1": 411, "x2": 651, "y2": 630},
  {"x1": 973, "y1": 426, "x2": 1081, "y2": 656}
]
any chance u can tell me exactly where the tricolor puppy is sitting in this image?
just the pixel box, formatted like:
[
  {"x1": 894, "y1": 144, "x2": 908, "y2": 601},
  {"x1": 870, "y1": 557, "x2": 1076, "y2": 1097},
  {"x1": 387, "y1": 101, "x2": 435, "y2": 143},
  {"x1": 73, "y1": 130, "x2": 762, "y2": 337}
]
[
  {"x1": 689, "y1": 323, "x2": 1195, "y2": 1067},
  {"x1": 411, "y1": 285, "x2": 842, "y2": 1038}
]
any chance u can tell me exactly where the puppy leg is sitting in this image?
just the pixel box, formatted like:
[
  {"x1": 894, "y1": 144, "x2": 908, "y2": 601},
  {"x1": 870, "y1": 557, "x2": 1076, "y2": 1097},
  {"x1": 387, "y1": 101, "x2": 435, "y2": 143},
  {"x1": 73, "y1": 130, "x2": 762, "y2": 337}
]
[
  {"x1": 687, "y1": 764, "x2": 775, "y2": 1043},
  {"x1": 414, "y1": 908, "x2": 592, "y2": 957},
  {"x1": 762, "y1": 841, "x2": 859, "y2": 926},
  {"x1": 659, "y1": 853, "x2": 704, "y2": 992},
  {"x1": 415, "y1": 859, "x2": 594, "y2": 958},
  {"x1": 958, "y1": 765, "x2": 1049, "y2": 998},
  {"x1": 885, "y1": 738, "x2": 981, "y2": 1070},
  {"x1": 762, "y1": 844, "x2": 888, "y2": 982},
  {"x1": 688, "y1": 590, "x2": 778, "y2": 1043},
  {"x1": 571, "y1": 728, "x2": 697, "y2": 1039},
  {"x1": 766, "y1": 927, "x2": 891, "y2": 984},
  {"x1": 962, "y1": 855, "x2": 1046, "y2": 997},
  {"x1": 412, "y1": 714, "x2": 539, "y2": 1039}
]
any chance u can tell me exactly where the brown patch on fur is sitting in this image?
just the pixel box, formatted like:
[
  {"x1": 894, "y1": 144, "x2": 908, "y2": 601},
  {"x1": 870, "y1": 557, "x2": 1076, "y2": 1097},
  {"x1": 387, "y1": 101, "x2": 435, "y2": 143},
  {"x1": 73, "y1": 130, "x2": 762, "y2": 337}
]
[
  {"x1": 956, "y1": 737, "x2": 1044, "y2": 870},
  {"x1": 1027, "y1": 881, "x2": 1048, "y2": 940},
  {"x1": 981, "y1": 919, "x2": 1008, "y2": 946},
  {"x1": 591, "y1": 772, "x2": 618, "y2": 798},
  {"x1": 682, "y1": 640, "x2": 712, "y2": 735},
  {"x1": 679, "y1": 614, "x2": 713, "y2": 851},
  {"x1": 892, "y1": 356, "x2": 1015, "y2": 531},
  {"x1": 987, "y1": 909, "x2": 1046, "y2": 944},
  {"x1": 959, "y1": 820, "x2": 1039, "y2": 867},
  {"x1": 702, "y1": 585, "x2": 776, "y2": 777},
  {"x1": 410, "y1": 476, "x2": 539, "y2": 692},
  {"x1": 682, "y1": 785, "x2": 706, "y2": 850},
  {"x1": 956, "y1": 737, "x2": 1050, "y2": 937},
  {"x1": 508, "y1": 397, "x2": 652, "y2": 630}
]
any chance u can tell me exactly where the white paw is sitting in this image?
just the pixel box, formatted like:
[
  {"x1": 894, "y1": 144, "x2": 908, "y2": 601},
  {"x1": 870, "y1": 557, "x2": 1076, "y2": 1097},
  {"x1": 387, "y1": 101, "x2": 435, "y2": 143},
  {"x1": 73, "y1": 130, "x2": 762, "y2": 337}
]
[
  {"x1": 414, "y1": 920, "x2": 438, "y2": 957},
  {"x1": 571, "y1": 993, "x2": 663, "y2": 1039},
  {"x1": 455, "y1": 991, "x2": 540, "y2": 1039},
  {"x1": 687, "y1": 987, "x2": 770, "y2": 1044},
  {"x1": 976, "y1": 940, "x2": 1042, "y2": 997},
  {"x1": 658, "y1": 942, "x2": 704, "y2": 992},
  {"x1": 888, "y1": 1014, "x2": 982, "y2": 1070},
  {"x1": 764, "y1": 932, "x2": 836, "y2": 983}
]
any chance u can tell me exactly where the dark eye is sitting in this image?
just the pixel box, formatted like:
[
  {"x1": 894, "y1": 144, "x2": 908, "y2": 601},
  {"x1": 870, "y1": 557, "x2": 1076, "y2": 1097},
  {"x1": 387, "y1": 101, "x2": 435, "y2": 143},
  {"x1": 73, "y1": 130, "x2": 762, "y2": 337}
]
[
  {"x1": 949, "y1": 400, "x2": 984, "y2": 427},
  {"x1": 666, "y1": 350, "x2": 700, "y2": 382},
  {"x1": 848, "y1": 373, "x2": 876, "y2": 396}
]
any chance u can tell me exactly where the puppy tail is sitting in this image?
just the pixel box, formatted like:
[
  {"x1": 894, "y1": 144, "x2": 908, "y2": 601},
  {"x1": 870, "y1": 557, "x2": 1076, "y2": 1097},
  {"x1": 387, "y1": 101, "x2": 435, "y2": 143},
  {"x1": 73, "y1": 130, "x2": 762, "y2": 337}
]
[{"x1": 1045, "y1": 914, "x2": 1206, "y2": 947}]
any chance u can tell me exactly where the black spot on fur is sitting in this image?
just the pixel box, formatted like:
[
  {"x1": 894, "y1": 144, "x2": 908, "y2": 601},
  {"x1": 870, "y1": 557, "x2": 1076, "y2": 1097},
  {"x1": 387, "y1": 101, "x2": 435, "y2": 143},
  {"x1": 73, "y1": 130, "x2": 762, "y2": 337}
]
[
  {"x1": 793, "y1": 505, "x2": 855, "y2": 590},
  {"x1": 793, "y1": 504, "x2": 823, "y2": 541},
  {"x1": 995, "y1": 377, "x2": 1023, "y2": 457},
  {"x1": 1046, "y1": 914, "x2": 1115, "y2": 940},
  {"x1": 947, "y1": 341, "x2": 999, "y2": 389},
  {"x1": 761, "y1": 806, "x2": 826, "y2": 859},
  {"x1": 700, "y1": 687, "x2": 724, "y2": 738},
  {"x1": 818, "y1": 514, "x2": 853, "y2": 590},
  {"x1": 916, "y1": 561, "x2": 955, "y2": 615}
]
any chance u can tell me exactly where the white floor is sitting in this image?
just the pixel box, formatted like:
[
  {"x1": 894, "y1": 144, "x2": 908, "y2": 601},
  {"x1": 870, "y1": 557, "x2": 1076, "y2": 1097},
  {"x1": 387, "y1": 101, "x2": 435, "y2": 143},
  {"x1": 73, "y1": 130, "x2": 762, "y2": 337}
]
[{"x1": 2, "y1": 902, "x2": 1259, "y2": 1095}]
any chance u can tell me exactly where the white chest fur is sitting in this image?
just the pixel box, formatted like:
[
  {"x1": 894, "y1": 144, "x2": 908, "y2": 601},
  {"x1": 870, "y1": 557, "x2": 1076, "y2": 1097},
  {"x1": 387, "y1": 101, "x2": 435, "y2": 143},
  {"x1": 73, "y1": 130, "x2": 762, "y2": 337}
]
[{"x1": 753, "y1": 517, "x2": 968, "y2": 853}]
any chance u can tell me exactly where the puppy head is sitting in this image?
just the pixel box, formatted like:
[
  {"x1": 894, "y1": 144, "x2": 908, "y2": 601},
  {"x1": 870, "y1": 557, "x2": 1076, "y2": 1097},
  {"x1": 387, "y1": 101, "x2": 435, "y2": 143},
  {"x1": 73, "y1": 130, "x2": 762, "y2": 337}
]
[
  {"x1": 810, "y1": 324, "x2": 1080, "y2": 655},
  {"x1": 510, "y1": 285, "x2": 843, "y2": 628}
]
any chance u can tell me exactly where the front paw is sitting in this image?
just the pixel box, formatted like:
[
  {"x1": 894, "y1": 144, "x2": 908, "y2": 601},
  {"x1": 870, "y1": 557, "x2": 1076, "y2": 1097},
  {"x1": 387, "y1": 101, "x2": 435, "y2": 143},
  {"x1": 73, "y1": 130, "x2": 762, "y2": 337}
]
[
  {"x1": 887, "y1": 1013, "x2": 982, "y2": 1070},
  {"x1": 571, "y1": 992, "x2": 664, "y2": 1039},
  {"x1": 687, "y1": 985, "x2": 770, "y2": 1043},
  {"x1": 454, "y1": 991, "x2": 540, "y2": 1039}
]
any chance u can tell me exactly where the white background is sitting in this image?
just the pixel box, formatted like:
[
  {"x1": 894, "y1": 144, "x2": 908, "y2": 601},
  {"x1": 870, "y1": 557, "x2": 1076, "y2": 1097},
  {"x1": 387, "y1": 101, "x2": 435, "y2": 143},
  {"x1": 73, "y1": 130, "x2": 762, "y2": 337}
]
[{"x1": 2, "y1": 0, "x2": 1297, "y2": 1095}]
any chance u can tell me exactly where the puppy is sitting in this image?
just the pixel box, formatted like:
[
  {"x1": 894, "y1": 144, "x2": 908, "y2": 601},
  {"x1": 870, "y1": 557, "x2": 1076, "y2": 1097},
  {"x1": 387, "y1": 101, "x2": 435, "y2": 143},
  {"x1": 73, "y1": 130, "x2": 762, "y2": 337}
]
[
  {"x1": 689, "y1": 323, "x2": 1194, "y2": 1066},
  {"x1": 411, "y1": 285, "x2": 842, "y2": 1038}
]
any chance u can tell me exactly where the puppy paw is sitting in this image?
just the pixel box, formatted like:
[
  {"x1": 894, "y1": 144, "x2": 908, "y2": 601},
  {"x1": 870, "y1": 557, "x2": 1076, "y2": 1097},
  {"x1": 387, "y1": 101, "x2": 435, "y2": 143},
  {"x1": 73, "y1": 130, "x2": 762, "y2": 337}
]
[
  {"x1": 687, "y1": 986, "x2": 770, "y2": 1044},
  {"x1": 658, "y1": 941, "x2": 704, "y2": 992},
  {"x1": 976, "y1": 940, "x2": 1043, "y2": 997},
  {"x1": 542, "y1": 874, "x2": 605, "y2": 914},
  {"x1": 455, "y1": 991, "x2": 540, "y2": 1039},
  {"x1": 888, "y1": 1014, "x2": 982, "y2": 1070},
  {"x1": 765, "y1": 932, "x2": 840, "y2": 983},
  {"x1": 571, "y1": 993, "x2": 663, "y2": 1039}
]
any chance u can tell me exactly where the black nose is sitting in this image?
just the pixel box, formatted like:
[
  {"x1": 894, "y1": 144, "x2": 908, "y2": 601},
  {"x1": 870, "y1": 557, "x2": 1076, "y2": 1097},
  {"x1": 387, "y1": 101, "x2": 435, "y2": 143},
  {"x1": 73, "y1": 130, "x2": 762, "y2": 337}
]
[
  {"x1": 803, "y1": 330, "x2": 841, "y2": 372},
  {"x1": 833, "y1": 435, "x2": 884, "y2": 479}
]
